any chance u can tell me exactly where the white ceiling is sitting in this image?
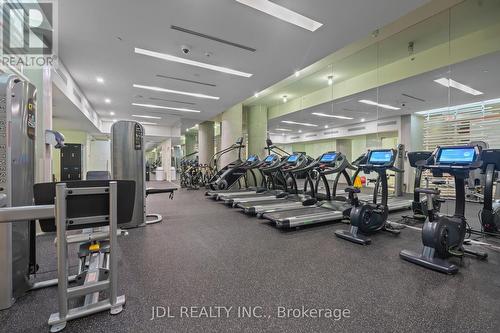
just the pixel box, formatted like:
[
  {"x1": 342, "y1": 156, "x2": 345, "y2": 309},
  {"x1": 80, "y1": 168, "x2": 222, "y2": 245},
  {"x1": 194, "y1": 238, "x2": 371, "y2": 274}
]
[
  {"x1": 57, "y1": 0, "x2": 429, "y2": 132},
  {"x1": 269, "y1": 51, "x2": 500, "y2": 132}
]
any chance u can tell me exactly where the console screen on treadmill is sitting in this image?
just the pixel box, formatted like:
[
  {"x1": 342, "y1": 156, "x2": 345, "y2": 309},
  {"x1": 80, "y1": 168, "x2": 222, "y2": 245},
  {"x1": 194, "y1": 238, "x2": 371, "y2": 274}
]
[
  {"x1": 320, "y1": 153, "x2": 337, "y2": 163},
  {"x1": 287, "y1": 155, "x2": 299, "y2": 162},
  {"x1": 247, "y1": 155, "x2": 257, "y2": 162},
  {"x1": 369, "y1": 150, "x2": 393, "y2": 164},
  {"x1": 264, "y1": 155, "x2": 275, "y2": 162},
  {"x1": 438, "y1": 147, "x2": 475, "y2": 163}
]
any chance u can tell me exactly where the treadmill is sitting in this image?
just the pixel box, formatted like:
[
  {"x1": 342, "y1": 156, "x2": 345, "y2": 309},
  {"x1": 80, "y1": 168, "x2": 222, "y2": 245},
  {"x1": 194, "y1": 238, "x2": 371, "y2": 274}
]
[
  {"x1": 262, "y1": 152, "x2": 356, "y2": 229},
  {"x1": 262, "y1": 148, "x2": 411, "y2": 229},
  {"x1": 219, "y1": 154, "x2": 287, "y2": 205},
  {"x1": 229, "y1": 152, "x2": 308, "y2": 207},
  {"x1": 249, "y1": 152, "x2": 354, "y2": 216},
  {"x1": 205, "y1": 154, "x2": 263, "y2": 199},
  {"x1": 236, "y1": 152, "x2": 317, "y2": 214}
]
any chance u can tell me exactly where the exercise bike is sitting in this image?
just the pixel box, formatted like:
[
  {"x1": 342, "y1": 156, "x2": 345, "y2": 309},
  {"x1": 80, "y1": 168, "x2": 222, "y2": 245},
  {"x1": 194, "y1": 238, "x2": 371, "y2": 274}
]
[
  {"x1": 335, "y1": 149, "x2": 404, "y2": 245},
  {"x1": 400, "y1": 145, "x2": 488, "y2": 274},
  {"x1": 400, "y1": 151, "x2": 445, "y2": 224},
  {"x1": 476, "y1": 148, "x2": 500, "y2": 236}
]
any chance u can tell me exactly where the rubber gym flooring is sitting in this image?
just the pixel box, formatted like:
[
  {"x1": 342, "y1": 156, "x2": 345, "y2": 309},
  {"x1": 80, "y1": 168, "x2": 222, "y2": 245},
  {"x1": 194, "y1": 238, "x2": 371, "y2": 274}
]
[{"x1": 1, "y1": 181, "x2": 499, "y2": 332}]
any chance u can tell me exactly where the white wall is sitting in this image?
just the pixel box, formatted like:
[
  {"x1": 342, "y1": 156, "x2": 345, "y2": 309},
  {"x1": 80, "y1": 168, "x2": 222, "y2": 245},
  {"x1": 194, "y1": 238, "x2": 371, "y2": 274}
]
[{"x1": 88, "y1": 140, "x2": 111, "y2": 172}]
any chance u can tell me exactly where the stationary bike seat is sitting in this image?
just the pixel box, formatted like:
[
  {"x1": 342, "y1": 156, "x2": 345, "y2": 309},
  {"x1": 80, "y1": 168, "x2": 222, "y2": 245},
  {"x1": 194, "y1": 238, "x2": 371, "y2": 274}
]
[
  {"x1": 415, "y1": 187, "x2": 440, "y2": 195},
  {"x1": 431, "y1": 180, "x2": 447, "y2": 185},
  {"x1": 344, "y1": 186, "x2": 361, "y2": 194}
]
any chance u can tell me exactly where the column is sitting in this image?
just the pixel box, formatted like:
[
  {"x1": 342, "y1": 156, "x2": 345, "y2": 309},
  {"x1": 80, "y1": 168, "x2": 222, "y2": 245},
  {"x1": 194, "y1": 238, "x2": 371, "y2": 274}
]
[
  {"x1": 247, "y1": 105, "x2": 268, "y2": 158},
  {"x1": 160, "y1": 138, "x2": 172, "y2": 181},
  {"x1": 399, "y1": 114, "x2": 424, "y2": 193},
  {"x1": 198, "y1": 121, "x2": 215, "y2": 164},
  {"x1": 185, "y1": 132, "x2": 197, "y2": 156},
  {"x1": 220, "y1": 104, "x2": 243, "y2": 166},
  {"x1": 24, "y1": 66, "x2": 53, "y2": 182}
]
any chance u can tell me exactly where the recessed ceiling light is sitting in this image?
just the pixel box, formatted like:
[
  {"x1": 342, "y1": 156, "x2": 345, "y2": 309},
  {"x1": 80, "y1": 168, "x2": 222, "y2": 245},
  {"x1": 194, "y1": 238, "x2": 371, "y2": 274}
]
[
  {"x1": 295, "y1": 70, "x2": 300, "y2": 77},
  {"x1": 138, "y1": 121, "x2": 158, "y2": 126},
  {"x1": 132, "y1": 114, "x2": 162, "y2": 119},
  {"x1": 281, "y1": 120, "x2": 318, "y2": 127},
  {"x1": 275, "y1": 128, "x2": 292, "y2": 132},
  {"x1": 324, "y1": 125, "x2": 329, "y2": 129},
  {"x1": 135, "y1": 47, "x2": 252, "y2": 77},
  {"x1": 235, "y1": 0, "x2": 323, "y2": 32},
  {"x1": 327, "y1": 75, "x2": 333, "y2": 86},
  {"x1": 110, "y1": 111, "x2": 115, "y2": 116},
  {"x1": 96, "y1": 77, "x2": 104, "y2": 83},
  {"x1": 132, "y1": 103, "x2": 201, "y2": 113},
  {"x1": 254, "y1": 92, "x2": 259, "y2": 98},
  {"x1": 282, "y1": 95, "x2": 288, "y2": 103},
  {"x1": 133, "y1": 84, "x2": 219, "y2": 100},
  {"x1": 112, "y1": 119, "x2": 117, "y2": 122},
  {"x1": 358, "y1": 99, "x2": 400, "y2": 110},
  {"x1": 312, "y1": 112, "x2": 353, "y2": 120},
  {"x1": 105, "y1": 98, "x2": 111, "y2": 104},
  {"x1": 298, "y1": 130, "x2": 302, "y2": 133},
  {"x1": 360, "y1": 118, "x2": 366, "y2": 122},
  {"x1": 433, "y1": 78, "x2": 483, "y2": 96}
]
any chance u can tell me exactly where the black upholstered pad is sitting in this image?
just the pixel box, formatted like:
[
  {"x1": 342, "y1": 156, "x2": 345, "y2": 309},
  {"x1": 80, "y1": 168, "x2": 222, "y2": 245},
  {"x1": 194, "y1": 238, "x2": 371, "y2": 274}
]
[{"x1": 35, "y1": 180, "x2": 135, "y2": 232}]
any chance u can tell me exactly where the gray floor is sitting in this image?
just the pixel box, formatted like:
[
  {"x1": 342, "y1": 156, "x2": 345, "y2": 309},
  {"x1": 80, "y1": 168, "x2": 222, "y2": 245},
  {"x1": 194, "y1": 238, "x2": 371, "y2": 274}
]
[{"x1": 1, "y1": 182, "x2": 500, "y2": 332}]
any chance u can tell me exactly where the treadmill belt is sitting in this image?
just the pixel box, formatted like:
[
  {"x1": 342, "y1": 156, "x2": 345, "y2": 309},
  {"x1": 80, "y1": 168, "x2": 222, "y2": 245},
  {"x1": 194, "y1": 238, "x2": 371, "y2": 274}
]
[{"x1": 264, "y1": 207, "x2": 324, "y2": 220}]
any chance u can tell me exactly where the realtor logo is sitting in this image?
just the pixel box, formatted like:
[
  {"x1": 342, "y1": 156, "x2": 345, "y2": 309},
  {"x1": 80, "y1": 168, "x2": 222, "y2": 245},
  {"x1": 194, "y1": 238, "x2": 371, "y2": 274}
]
[{"x1": 1, "y1": 0, "x2": 58, "y2": 67}]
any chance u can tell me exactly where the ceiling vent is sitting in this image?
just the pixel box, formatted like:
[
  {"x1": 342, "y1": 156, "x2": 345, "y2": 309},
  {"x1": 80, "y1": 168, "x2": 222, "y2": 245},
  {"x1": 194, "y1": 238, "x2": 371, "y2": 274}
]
[
  {"x1": 149, "y1": 97, "x2": 196, "y2": 105},
  {"x1": 401, "y1": 93, "x2": 425, "y2": 102},
  {"x1": 170, "y1": 25, "x2": 256, "y2": 52},
  {"x1": 55, "y1": 68, "x2": 68, "y2": 85},
  {"x1": 348, "y1": 126, "x2": 366, "y2": 132},
  {"x1": 156, "y1": 74, "x2": 216, "y2": 87},
  {"x1": 377, "y1": 120, "x2": 397, "y2": 127}
]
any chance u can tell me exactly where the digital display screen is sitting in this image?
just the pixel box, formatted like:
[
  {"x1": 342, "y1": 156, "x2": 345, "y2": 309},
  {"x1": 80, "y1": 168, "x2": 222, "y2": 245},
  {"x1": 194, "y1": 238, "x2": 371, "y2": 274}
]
[
  {"x1": 247, "y1": 155, "x2": 257, "y2": 162},
  {"x1": 264, "y1": 155, "x2": 275, "y2": 162},
  {"x1": 320, "y1": 153, "x2": 337, "y2": 163},
  {"x1": 287, "y1": 155, "x2": 299, "y2": 162},
  {"x1": 369, "y1": 150, "x2": 393, "y2": 164},
  {"x1": 438, "y1": 148, "x2": 475, "y2": 163}
]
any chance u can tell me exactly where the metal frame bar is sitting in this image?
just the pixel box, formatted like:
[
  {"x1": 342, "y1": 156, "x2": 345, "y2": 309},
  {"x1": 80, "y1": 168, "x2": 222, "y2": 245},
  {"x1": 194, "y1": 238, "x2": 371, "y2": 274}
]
[{"x1": 43, "y1": 182, "x2": 125, "y2": 332}]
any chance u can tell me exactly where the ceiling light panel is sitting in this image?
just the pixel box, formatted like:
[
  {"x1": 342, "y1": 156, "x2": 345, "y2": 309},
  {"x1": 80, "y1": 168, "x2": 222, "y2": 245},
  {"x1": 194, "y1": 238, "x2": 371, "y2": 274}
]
[
  {"x1": 358, "y1": 99, "x2": 400, "y2": 110},
  {"x1": 281, "y1": 120, "x2": 318, "y2": 127},
  {"x1": 133, "y1": 84, "x2": 219, "y2": 100},
  {"x1": 132, "y1": 103, "x2": 201, "y2": 113},
  {"x1": 312, "y1": 112, "x2": 353, "y2": 120},
  {"x1": 275, "y1": 128, "x2": 292, "y2": 132},
  {"x1": 434, "y1": 78, "x2": 483, "y2": 96},
  {"x1": 132, "y1": 114, "x2": 162, "y2": 119},
  {"x1": 135, "y1": 47, "x2": 253, "y2": 77},
  {"x1": 235, "y1": 0, "x2": 323, "y2": 32}
]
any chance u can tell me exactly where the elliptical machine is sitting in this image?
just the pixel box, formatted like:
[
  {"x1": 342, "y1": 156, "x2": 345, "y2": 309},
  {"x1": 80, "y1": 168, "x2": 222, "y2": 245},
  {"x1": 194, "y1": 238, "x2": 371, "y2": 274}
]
[
  {"x1": 400, "y1": 145, "x2": 488, "y2": 274},
  {"x1": 207, "y1": 137, "x2": 246, "y2": 190},
  {"x1": 335, "y1": 149, "x2": 404, "y2": 245}
]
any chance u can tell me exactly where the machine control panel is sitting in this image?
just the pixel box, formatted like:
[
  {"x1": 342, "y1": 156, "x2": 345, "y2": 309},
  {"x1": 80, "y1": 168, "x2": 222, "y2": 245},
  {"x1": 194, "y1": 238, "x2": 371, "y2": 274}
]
[
  {"x1": 319, "y1": 152, "x2": 338, "y2": 165},
  {"x1": 134, "y1": 123, "x2": 143, "y2": 150},
  {"x1": 368, "y1": 150, "x2": 394, "y2": 165},
  {"x1": 437, "y1": 147, "x2": 476, "y2": 164}
]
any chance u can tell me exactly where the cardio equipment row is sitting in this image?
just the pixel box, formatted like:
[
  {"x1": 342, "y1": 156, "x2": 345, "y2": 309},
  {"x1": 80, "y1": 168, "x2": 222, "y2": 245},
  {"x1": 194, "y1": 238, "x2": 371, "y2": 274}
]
[{"x1": 206, "y1": 139, "x2": 500, "y2": 275}]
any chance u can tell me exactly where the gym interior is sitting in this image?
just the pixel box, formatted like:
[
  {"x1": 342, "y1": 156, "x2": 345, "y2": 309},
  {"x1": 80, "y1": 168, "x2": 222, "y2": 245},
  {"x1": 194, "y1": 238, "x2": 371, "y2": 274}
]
[{"x1": 1, "y1": 0, "x2": 500, "y2": 332}]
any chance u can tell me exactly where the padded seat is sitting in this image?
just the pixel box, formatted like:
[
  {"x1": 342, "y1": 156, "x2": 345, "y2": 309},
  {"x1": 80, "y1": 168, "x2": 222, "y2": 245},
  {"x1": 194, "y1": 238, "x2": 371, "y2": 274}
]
[{"x1": 35, "y1": 180, "x2": 135, "y2": 232}]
